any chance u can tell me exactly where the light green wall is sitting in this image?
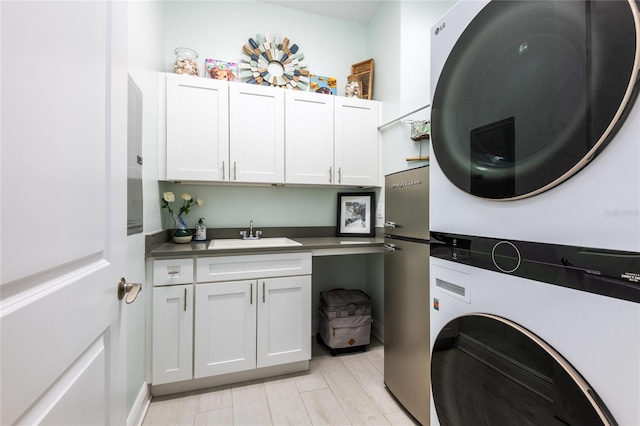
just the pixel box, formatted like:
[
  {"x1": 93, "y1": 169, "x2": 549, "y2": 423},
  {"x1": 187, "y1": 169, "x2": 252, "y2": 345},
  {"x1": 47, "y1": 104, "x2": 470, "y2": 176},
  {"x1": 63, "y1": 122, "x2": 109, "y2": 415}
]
[
  {"x1": 124, "y1": 4, "x2": 456, "y2": 412},
  {"x1": 163, "y1": 1, "x2": 369, "y2": 96},
  {"x1": 126, "y1": 0, "x2": 165, "y2": 416},
  {"x1": 160, "y1": 183, "x2": 380, "y2": 230}
]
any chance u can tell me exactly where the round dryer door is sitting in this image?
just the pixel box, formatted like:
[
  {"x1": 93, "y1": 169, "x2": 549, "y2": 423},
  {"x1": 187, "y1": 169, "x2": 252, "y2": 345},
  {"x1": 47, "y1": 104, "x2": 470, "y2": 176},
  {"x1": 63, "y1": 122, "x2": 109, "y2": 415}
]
[
  {"x1": 431, "y1": 314, "x2": 615, "y2": 425},
  {"x1": 431, "y1": 0, "x2": 640, "y2": 200}
]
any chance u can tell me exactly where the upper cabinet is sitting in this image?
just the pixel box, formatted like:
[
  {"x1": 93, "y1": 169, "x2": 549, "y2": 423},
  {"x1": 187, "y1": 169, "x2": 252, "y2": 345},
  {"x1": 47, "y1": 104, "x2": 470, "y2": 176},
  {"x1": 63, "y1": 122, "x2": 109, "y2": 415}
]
[
  {"x1": 166, "y1": 73, "x2": 229, "y2": 181},
  {"x1": 285, "y1": 90, "x2": 334, "y2": 185},
  {"x1": 162, "y1": 73, "x2": 380, "y2": 187},
  {"x1": 285, "y1": 92, "x2": 379, "y2": 186},
  {"x1": 334, "y1": 97, "x2": 380, "y2": 187},
  {"x1": 229, "y1": 84, "x2": 285, "y2": 184}
]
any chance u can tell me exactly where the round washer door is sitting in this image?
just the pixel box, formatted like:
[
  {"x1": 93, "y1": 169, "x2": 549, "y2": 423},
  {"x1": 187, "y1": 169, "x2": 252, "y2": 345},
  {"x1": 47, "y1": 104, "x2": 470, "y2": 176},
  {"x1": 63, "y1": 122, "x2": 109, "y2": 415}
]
[
  {"x1": 431, "y1": 314, "x2": 615, "y2": 425},
  {"x1": 431, "y1": 0, "x2": 640, "y2": 200}
]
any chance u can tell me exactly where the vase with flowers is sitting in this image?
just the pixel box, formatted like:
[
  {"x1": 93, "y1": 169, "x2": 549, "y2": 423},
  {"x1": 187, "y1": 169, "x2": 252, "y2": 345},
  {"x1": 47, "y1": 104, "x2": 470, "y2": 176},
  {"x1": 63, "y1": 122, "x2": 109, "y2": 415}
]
[{"x1": 161, "y1": 191, "x2": 204, "y2": 243}]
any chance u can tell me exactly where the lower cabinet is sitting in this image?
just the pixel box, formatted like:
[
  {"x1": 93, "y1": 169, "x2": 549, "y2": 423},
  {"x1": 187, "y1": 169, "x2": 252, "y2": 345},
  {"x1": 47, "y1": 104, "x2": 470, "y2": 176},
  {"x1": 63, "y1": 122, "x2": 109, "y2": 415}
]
[
  {"x1": 194, "y1": 275, "x2": 311, "y2": 378},
  {"x1": 151, "y1": 252, "x2": 312, "y2": 386},
  {"x1": 152, "y1": 284, "x2": 193, "y2": 385}
]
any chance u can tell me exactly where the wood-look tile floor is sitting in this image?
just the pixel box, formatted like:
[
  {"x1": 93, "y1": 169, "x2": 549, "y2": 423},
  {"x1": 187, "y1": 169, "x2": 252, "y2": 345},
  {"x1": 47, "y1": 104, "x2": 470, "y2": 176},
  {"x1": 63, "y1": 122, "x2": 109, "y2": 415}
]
[{"x1": 142, "y1": 336, "x2": 420, "y2": 426}]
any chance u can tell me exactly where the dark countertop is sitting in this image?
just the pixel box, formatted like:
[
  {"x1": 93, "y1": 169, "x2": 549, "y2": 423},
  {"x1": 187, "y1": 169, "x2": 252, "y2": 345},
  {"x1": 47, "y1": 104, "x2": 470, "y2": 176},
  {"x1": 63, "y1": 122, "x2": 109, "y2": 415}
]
[
  {"x1": 146, "y1": 228, "x2": 384, "y2": 258},
  {"x1": 147, "y1": 236, "x2": 385, "y2": 258}
]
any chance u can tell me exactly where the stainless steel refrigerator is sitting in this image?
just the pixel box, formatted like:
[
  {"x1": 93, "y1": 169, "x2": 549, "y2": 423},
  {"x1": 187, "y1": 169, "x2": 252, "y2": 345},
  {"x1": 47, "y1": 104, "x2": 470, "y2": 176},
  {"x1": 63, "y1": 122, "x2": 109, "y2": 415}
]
[{"x1": 383, "y1": 166, "x2": 430, "y2": 425}]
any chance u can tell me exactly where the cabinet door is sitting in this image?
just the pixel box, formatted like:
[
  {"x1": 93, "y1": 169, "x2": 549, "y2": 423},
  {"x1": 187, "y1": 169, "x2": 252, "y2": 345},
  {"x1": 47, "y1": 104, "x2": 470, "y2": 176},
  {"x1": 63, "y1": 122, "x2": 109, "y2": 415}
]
[
  {"x1": 229, "y1": 83, "x2": 284, "y2": 183},
  {"x1": 152, "y1": 285, "x2": 193, "y2": 385},
  {"x1": 285, "y1": 91, "x2": 334, "y2": 184},
  {"x1": 334, "y1": 97, "x2": 380, "y2": 186},
  {"x1": 194, "y1": 280, "x2": 257, "y2": 377},
  {"x1": 166, "y1": 73, "x2": 230, "y2": 181},
  {"x1": 257, "y1": 276, "x2": 312, "y2": 368}
]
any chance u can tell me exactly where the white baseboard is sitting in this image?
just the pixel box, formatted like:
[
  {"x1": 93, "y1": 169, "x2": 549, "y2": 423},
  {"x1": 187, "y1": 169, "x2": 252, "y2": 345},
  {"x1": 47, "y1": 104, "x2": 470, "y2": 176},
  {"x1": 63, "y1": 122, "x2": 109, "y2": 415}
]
[
  {"x1": 127, "y1": 381, "x2": 151, "y2": 426},
  {"x1": 151, "y1": 361, "x2": 309, "y2": 397}
]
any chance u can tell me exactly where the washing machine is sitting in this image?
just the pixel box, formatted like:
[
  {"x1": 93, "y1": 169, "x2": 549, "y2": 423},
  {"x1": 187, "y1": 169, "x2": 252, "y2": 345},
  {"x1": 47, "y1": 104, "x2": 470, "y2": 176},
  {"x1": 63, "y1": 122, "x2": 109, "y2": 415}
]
[
  {"x1": 429, "y1": 0, "x2": 640, "y2": 252},
  {"x1": 429, "y1": 234, "x2": 640, "y2": 425},
  {"x1": 428, "y1": 1, "x2": 640, "y2": 425}
]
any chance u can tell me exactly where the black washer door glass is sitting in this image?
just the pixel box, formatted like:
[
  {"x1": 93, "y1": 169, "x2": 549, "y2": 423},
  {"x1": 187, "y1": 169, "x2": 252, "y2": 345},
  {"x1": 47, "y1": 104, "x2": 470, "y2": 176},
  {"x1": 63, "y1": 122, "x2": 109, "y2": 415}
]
[
  {"x1": 431, "y1": 0, "x2": 639, "y2": 200},
  {"x1": 432, "y1": 315, "x2": 614, "y2": 425}
]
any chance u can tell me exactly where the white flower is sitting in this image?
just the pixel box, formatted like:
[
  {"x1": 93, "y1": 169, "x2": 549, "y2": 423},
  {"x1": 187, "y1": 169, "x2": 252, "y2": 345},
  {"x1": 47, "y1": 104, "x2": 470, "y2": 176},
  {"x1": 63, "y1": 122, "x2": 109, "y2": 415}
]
[
  {"x1": 163, "y1": 191, "x2": 175, "y2": 203},
  {"x1": 161, "y1": 191, "x2": 203, "y2": 230}
]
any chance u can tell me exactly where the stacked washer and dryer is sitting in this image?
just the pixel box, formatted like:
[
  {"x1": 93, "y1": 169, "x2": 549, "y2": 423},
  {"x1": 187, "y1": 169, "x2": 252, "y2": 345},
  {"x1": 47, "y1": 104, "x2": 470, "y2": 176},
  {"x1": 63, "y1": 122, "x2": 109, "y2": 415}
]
[{"x1": 429, "y1": 1, "x2": 640, "y2": 425}]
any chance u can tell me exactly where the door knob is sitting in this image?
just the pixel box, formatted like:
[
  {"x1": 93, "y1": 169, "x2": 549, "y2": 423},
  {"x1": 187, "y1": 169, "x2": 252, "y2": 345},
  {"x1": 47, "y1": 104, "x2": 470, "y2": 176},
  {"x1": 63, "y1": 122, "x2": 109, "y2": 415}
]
[{"x1": 118, "y1": 277, "x2": 142, "y2": 304}]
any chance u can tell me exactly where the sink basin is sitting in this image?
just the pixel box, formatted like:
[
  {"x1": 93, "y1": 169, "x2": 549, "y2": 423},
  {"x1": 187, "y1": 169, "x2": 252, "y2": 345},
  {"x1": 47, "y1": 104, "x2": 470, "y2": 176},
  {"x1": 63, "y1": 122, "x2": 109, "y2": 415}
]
[{"x1": 208, "y1": 237, "x2": 302, "y2": 250}]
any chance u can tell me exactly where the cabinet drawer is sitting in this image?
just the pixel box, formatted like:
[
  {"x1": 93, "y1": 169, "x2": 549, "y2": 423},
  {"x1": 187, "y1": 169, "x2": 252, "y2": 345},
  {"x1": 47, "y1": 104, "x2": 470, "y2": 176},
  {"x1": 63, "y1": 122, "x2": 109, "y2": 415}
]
[
  {"x1": 153, "y1": 258, "x2": 194, "y2": 286},
  {"x1": 197, "y1": 252, "x2": 312, "y2": 283}
]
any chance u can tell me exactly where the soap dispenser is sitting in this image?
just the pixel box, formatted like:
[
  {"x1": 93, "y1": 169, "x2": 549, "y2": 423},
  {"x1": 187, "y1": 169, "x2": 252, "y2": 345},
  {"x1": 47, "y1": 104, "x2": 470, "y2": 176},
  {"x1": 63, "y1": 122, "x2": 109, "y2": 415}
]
[{"x1": 194, "y1": 218, "x2": 207, "y2": 241}]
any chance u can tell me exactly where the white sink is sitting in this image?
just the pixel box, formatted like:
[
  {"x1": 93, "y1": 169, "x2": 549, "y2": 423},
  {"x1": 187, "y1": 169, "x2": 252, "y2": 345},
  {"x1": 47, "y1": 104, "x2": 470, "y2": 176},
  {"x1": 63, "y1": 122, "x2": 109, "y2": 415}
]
[{"x1": 208, "y1": 237, "x2": 302, "y2": 250}]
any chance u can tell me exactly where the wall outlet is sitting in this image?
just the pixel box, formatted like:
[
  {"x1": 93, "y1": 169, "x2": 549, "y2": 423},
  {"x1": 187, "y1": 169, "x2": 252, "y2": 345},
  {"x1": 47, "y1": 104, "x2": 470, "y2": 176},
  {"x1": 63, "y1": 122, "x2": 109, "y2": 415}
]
[{"x1": 376, "y1": 203, "x2": 384, "y2": 220}]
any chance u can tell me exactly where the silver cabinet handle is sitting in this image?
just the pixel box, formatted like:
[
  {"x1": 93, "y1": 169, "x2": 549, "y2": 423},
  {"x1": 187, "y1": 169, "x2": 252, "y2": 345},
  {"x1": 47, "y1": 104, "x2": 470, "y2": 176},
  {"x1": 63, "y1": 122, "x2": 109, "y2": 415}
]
[
  {"x1": 338, "y1": 167, "x2": 342, "y2": 184},
  {"x1": 250, "y1": 283, "x2": 253, "y2": 305},
  {"x1": 329, "y1": 167, "x2": 332, "y2": 183},
  {"x1": 384, "y1": 221, "x2": 396, "y2": 229},
  {"x1": 184, "y1": 288, "x2": 187, "y2": 311},
  {"x1": 383, "y1": 243, "x2": 396, "y2": 252},
  {"x1": 222, "y1": 161, "x2": 225, "y2": 180},
  {"x1": 262, "y1": 282, "x2": 266, "y2": 303},
  {"x1": 117, "y1": 278, "x2": 141, "y2": 304}
]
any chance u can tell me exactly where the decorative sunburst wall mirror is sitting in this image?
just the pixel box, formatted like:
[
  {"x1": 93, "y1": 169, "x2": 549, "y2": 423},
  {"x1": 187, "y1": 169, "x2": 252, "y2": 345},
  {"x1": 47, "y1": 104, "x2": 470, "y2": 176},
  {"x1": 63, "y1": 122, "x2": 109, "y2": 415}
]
[{"x1": 240, "y1": 33, "x2": 309, "y2": 90}]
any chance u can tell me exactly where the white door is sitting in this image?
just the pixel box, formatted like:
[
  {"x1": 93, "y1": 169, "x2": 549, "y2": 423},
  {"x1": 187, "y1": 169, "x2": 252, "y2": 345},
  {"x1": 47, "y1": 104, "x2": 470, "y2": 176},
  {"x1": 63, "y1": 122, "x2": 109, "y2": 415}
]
[
  {"x1": 285, "y1": 90, "x2": 334, "y2": 185},
  {"x1": 257, "y1": 276, "x2": 311, "y2": 368},
  {"x1": 334, "y1": 97, "x2": 380, "y2": 186},
  {"x1": 194, "y1": 280, "x2": 257, "y2": 377},
  {"x1": 166, "y1": 74, "x2": 230, "y2": 182},
  {"x1": 229, "y1": 83, "x2": 285, "y2": 183},
  {"x1": 1, "y1": 2, "x2": 129, "y2": 425},
  {"x1": 152, "y1": 285, "x2": 194, "y2": 385}
]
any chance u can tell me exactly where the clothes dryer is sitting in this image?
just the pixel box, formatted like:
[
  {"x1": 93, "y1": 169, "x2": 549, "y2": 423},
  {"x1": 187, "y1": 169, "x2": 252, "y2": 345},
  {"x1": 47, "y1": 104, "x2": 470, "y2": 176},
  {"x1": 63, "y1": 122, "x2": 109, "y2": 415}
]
[{"x1": 429, "y1": 0, "x2": 640, "y2": 252}]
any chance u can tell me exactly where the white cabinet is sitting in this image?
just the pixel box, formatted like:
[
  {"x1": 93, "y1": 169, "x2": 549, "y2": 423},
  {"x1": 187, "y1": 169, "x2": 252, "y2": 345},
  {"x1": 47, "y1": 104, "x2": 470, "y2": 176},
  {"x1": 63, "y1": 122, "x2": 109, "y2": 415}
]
[
  {"x1": 194, "y1": 280, "x2": 256, "y2": 377},
  {"x1": 194, "y1": 253, "x2": 312, "y2": 377},
  {"x1": 151, "y1": 252, "x2": 312, "y2": 386},
  {"x1": 163, "y1": 73, "x2": 378, "y2": 186},
  {"x1": 229, "y1": 83, "x2": 285, "y2": 183},
  {"x1": 285, "y1": 90, "x2": 334, "y2": 184},
  {"x1": 194, "y1": 275, "x2": 311, "y2": 377},
  {"x1": 152, "y1": 284, "x2": 194, "y2": 385},
  {"x1": 334, "y1": 96, "x2": 380, "y2": 186},
  {"x1": 165, "y1": 73, "x2": 229, "y2": 182},
  {"x1": 285, "y1": 92, "x2": 380, "y2": 186},
  {"x1": 257, "y1": 275, "x2": 312, "y2": 368}
]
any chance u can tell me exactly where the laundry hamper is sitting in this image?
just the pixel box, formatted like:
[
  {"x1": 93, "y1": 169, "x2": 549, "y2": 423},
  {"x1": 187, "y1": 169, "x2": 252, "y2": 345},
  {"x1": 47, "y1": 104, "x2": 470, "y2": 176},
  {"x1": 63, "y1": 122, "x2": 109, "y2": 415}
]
[{"x1": 318, "y1": 289, "x2": 372, "y2": 355}]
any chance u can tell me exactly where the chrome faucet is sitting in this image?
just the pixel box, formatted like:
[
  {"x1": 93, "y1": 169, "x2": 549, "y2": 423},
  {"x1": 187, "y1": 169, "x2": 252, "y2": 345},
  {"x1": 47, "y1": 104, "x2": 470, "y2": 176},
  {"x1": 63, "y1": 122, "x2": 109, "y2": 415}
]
[{"x1": 240, "y1": 220, "x2": 262, "y2": 240}]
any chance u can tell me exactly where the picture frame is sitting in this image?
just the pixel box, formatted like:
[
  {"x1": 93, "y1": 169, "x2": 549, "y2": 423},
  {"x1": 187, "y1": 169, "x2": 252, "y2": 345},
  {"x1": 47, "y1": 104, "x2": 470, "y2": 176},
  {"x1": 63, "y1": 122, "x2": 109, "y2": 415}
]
[
  {"x1": 350, "y1": 58, "x2": 374, "y2": 100},
  {"x1": 205, "y1": 59, "x2": 239, "y2": 81},
  {"x1": 309, "y1": 74, "x2": 337, "y2": 94},
  {"x1": 336, "y1": 192, "x2": 376, "y2": 237}
]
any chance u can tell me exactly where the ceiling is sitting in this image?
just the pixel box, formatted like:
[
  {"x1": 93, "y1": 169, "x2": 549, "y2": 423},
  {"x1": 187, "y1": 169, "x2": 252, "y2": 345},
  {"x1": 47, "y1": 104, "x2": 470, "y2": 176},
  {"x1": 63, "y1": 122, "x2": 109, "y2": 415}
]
[{"x1": 258, "y1": 1, "x2": 385, "y2": 24}]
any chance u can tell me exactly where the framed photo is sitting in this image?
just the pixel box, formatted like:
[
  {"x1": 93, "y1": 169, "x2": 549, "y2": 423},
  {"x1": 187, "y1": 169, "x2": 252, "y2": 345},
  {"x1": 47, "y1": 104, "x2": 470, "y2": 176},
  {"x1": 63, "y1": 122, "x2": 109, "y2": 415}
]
[
  {"x1": 350, "y1": 58, "x2": 374, "y2": 100},
  {"x1": 336, "y1": 192, "x2": 376, "y2": 237},
  {"x1": 309, "y1": 74, "x2": 337, "y2": 94},
  {"x1": 205, "y1": 59, "x2": 239, "y2": 81}
]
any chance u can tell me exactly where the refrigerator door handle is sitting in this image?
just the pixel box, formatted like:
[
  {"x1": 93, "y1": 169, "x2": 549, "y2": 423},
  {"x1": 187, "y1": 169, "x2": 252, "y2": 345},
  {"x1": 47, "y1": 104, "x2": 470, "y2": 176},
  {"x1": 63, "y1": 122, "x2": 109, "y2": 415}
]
[
  {"x1": 384, "y1": 221, "x2": 396, "y2": 229},
  {"x1": 383, "y1": 243, "x2": 396, "y2": 252}
]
